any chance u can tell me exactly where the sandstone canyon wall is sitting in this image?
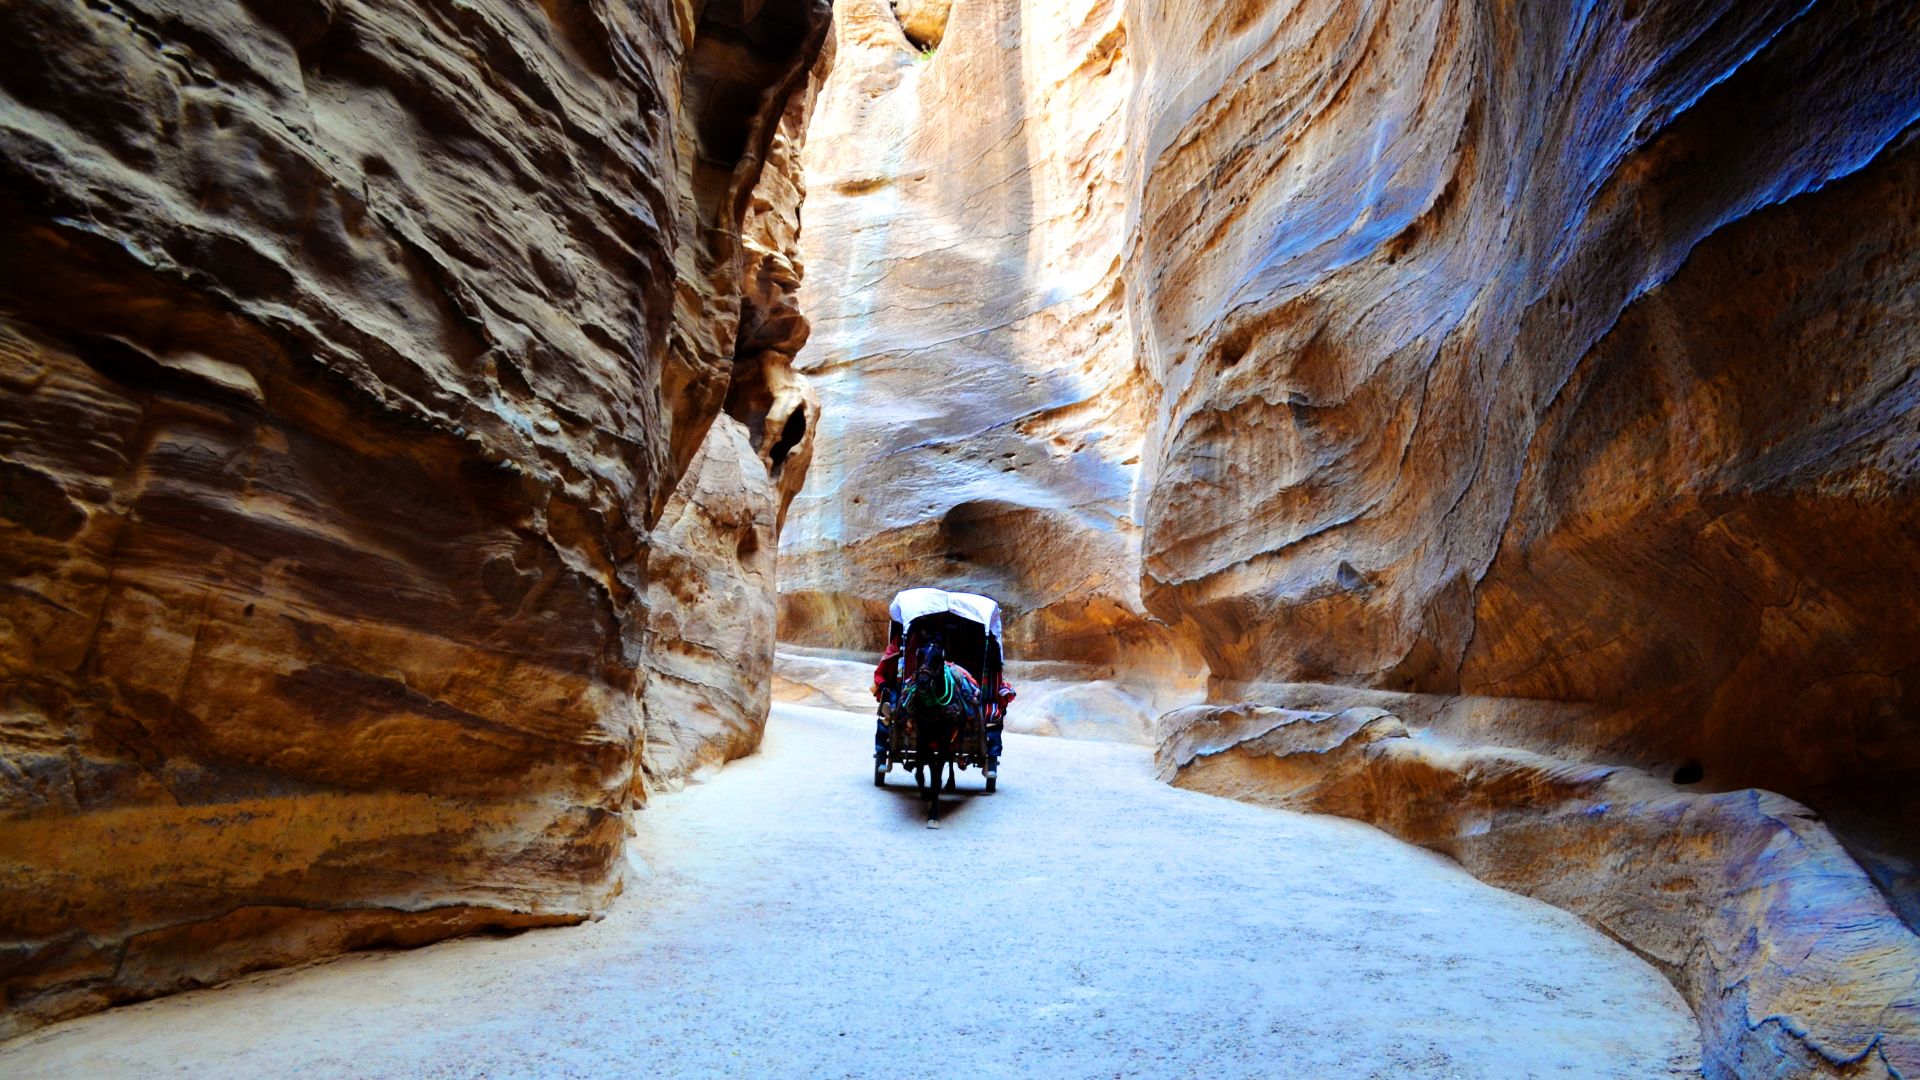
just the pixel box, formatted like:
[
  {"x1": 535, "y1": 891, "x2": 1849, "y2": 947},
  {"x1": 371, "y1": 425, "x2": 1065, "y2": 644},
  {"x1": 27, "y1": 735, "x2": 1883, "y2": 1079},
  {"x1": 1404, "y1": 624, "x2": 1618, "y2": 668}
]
[
  {"x1": 787, "y1": 0, "x2": 1920, "y2": 792},
  {"x1": 1122, "y1": 0, "x2": 1920, "y2": 898},
  {"x1": 778, "y1": 0, "x2": 1202, "y2": 701},
  {"x1": 640, "y1": 415, "x2": 782, "y2": 789},
  {"x1": 1115, "y1": 7, "x2": 1920, "y2": 1062},
  {"x1": 641, "y1": 40, "x2": 827, "y2": 792},
  {"x1": 786, "y1": 0, "x2": 1920, "y2": 1074},
  {"x1": 0, "y1": 0, "x2": 827, "y2": 1034}
]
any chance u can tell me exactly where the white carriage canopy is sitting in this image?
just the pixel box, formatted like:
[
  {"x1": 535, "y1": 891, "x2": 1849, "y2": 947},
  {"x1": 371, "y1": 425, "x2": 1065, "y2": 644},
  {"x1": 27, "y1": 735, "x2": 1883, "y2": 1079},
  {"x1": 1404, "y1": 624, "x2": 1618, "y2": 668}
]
[{"x1": 888, "y1": 587, "x2": 1003, "y2": 639}]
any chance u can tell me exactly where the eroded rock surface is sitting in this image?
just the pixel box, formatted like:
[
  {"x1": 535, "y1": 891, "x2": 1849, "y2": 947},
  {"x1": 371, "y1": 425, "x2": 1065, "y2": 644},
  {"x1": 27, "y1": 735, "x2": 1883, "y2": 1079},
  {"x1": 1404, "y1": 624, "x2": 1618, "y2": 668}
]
[
  {"x1": 640, "y1": 418, "x2": 779, "y2": 791},
  {"x1": 777, "y1": 0, "x2": 1193, "y2": 684},
  {"x1": 1160, "y1": 705, "x2": 1920, "y2": 1078},
  {"x1": 891, "y1": 0, "x2": 951, "y2": 50},
  {"x1": 0, "y1": 0, "x2": 826, "y2": 1035},
  {"x1": 785, "y1": 0, "x2": 1920, "y2": 1074},
  {"x1": 641, "y1": 38, "x2": 828, "y2": 793},
  {"x1": 785, "y1": 0, "x2": 1920, "y2": 835},
  {"x1": 1124, "y1": 0, "x2": 1920, "y2": 875}
]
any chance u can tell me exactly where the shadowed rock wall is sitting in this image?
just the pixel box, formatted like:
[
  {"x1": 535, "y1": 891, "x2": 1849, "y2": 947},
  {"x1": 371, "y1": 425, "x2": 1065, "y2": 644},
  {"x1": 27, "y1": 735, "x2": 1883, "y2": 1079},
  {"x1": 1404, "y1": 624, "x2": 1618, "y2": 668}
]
[
  {"x1": 0, "y1": 0, "x2": 827, "y2": 1035},
  {"x1": 642, "y1": 49, "x2": 828, "y2": 791}
]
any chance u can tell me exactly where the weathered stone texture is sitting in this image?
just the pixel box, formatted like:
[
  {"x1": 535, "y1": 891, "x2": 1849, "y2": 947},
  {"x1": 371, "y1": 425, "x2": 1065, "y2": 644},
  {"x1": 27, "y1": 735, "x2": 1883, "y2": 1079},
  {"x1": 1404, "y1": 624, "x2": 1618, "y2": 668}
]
[
  {"x1": 640, "y1": 35, "x2": 828, "y2": 793},
  {"x1": 1160, "y1": 704, "x2": 1920, "y2": 1078},
  {"x1": 778, "y1": 0, "x2": 1193, "y2": 687},
  {"x1": 640, "y1": 417, "x2": 780, "y2": 790},
  {"x1": 787, "y1": 0, "x2": 1920, "y2": 1074},
  {"x1": 0, "y1": 0, "x2": 826, "y2": 1035},
  {"x1": 789, "y1": 0, "x2": 1920, "y2": 830},
  {"x1": 891, "y1": 0, "x2": 951, "y2": 50},
  {"x1": 1124, "y1": 0, "x2": 1920, "y2": 854},
  {"x1": 1122, "y1": 4, "x2": 1920, "y2": 1069}
]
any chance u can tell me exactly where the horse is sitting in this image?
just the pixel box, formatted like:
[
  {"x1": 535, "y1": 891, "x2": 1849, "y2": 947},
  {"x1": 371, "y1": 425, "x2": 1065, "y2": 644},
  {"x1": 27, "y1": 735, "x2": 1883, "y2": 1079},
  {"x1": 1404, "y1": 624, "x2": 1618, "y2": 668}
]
[{"x1": 897, "y1": 640, "x2": 980, "y2": 828}]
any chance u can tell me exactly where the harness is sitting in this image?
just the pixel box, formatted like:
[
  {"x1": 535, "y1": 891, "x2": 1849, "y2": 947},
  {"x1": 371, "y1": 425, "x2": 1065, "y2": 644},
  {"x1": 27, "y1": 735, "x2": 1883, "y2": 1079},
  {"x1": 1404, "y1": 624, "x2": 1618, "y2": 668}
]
[{"x1": 902, "y1": 663, "x2": 957, "y2": 711}]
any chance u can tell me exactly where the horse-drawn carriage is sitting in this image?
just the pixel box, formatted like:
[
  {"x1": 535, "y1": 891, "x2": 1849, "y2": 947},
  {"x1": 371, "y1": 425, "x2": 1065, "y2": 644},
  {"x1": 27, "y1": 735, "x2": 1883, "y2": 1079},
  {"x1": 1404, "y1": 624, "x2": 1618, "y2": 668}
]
[{"x1": 874, "y1": 588, "x2": 1007, "y2": 821}]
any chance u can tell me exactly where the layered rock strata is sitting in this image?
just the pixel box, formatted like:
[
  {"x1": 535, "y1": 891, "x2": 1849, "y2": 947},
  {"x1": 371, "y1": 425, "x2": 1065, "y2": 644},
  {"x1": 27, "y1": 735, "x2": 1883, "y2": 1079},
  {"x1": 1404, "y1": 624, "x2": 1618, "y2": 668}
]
[
  {"x1": 0, "y1": 0, "x2": 827, "y2": 1035},
  {"x1": 776, "y1": 0, "x2": 1195, "y2": 686},
  {"x1": 1125, "y1": 0, "x2": 1920, "y2": 878},
  {"x1": 639, "y1": 417, "x2": 781, "y2": 790},
  {"x1": 786, "y1": 0, "x2": 1920, "y2": 836},
  {"x1": 1160, "y1": 705, "x2": 1920, "y2": 1079},
  {"x1": 641, "y1": 38, "x2": 828, "y2": 792},
  {"x1": 787, "y1": 0, "x2": 1920, "y2": 1072}
]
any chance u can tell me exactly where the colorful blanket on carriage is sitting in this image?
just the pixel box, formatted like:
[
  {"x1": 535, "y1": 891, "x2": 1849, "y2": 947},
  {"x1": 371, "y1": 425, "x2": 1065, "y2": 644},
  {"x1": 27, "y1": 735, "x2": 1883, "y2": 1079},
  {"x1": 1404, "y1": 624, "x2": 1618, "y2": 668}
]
[
  {"x1": 900, "y1": 660, "x2": 981, "y2": 715},
  {"x1": 898, "y1": 661, "x2": 979, "y2": 754}
]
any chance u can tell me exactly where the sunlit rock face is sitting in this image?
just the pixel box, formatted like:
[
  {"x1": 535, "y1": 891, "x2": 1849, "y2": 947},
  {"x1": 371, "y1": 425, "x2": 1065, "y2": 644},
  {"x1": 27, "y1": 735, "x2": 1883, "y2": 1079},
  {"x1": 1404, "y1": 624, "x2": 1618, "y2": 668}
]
[
  {"x1": 786, "y1": 0, "x2": 1920, "y2": 827},
  {"x1": 0, "y1": 0, "x2": 827, "y2": 1035},
  {"x1": 641, "y1": 417, "x2": 781, "y2": 790},
  {"x1": 779, "y1": 0, "x2": 1196, "y2": 685},
  {"x1": 790, "y1": 0, "x2": 1919, "y2": 1072},
  {"x1": 1124, "y1": 0, "x2": 1920, "y2": 865},
  {"x1": 892, "y1": 0, "x2": 951, "y2": 49},
  {"x1": 642, "y1": 56, "x2": 827, "y2": 791}
]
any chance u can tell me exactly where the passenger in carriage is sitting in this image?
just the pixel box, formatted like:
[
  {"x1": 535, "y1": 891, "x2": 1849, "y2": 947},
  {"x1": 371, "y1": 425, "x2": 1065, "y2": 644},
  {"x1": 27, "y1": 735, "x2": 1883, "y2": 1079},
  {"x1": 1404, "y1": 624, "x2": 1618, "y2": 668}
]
[
  {"x1": 870, "y1": 628, "x2": 903, "y2": 759},
  {"x1": 872, "y1": 632, "x2": 904, "y2": 708},
  {"x1": 984, "y1": 677, "x2": 1015, "y2": 760}
]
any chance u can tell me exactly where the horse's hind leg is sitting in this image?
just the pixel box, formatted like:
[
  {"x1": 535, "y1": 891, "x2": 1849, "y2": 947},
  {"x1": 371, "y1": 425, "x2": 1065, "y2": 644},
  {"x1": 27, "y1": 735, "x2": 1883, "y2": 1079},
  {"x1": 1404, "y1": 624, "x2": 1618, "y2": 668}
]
[{"x1": 925, "y1": 755, "x2": 943, "y2": 829}]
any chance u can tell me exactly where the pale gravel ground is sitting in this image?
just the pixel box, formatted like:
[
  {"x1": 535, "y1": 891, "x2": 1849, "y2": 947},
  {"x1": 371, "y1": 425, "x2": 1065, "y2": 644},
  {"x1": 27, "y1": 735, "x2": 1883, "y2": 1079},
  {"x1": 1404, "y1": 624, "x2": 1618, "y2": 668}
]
[{"x1": 1, "y1": 703, "x2": 1701, "y2": 1078}]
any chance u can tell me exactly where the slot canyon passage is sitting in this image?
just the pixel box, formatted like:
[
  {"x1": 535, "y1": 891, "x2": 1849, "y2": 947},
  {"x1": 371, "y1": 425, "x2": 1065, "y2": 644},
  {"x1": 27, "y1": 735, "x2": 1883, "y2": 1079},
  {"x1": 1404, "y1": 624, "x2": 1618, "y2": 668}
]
[{"x1": 1, "y1": 0, "x2": 1917, "y2": 1077}]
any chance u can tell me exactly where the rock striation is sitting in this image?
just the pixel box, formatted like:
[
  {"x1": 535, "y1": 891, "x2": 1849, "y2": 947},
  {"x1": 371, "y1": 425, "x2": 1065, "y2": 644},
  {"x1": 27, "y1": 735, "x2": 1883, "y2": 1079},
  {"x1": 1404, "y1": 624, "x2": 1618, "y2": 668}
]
[
  {"x1": 778, "y1": 0, "x2": 1196, "y2": 692},
  {"x1": 639, "y1": 417, "x2": 781, "y2": 791},
  {"x1": 785, "y1": 1, "x2": 1920, "y2": 811},
  {"x1": 641, "y1": 38, "x2": 828, "y2": 793},
  {"x1": 786, "y1": 0, "x2": 1920, "y2": 1074},
  {"x1": 0, "y1": 0, "x2": 827, "y2": 1035},
  {"x1": 1124, "y1": 0, "x2": 1920, "y2": 911}
]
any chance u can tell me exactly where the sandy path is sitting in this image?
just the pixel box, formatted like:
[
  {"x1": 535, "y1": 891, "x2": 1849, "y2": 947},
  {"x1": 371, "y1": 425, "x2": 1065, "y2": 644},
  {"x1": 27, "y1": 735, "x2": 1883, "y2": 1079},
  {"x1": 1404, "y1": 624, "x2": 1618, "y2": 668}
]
[{"x1": 1, "y1": 703, "x2": 1700, "y2": 1078}]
